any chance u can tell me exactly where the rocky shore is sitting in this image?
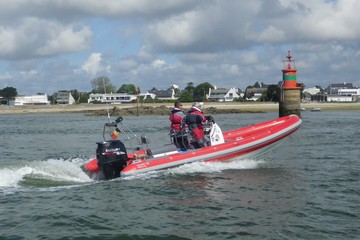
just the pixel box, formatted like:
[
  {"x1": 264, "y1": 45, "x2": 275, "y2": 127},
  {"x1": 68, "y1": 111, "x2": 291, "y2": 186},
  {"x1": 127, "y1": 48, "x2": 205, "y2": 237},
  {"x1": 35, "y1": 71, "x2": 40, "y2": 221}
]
[{"x1": 1, "y1": 102, "x2": 359, "y2": 116}]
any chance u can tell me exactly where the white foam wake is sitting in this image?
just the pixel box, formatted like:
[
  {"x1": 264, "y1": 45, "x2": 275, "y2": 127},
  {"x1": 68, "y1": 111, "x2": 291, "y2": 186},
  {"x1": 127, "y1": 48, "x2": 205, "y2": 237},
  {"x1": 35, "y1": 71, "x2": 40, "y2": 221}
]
[
  {"x1": 123, "y1": 158, "x2": 264, "y2": 181},
  {"x1": 168, "y1": 158, "x2": 264, "y2": 175},
  {"x1": 0, "y1": 158, "x2": 92, "y2": 189}
]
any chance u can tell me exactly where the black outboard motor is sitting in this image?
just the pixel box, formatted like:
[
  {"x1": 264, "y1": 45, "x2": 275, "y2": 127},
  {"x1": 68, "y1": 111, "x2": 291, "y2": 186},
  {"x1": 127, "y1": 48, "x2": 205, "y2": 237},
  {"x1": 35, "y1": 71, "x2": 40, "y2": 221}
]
[{"x1": 96, "y1": 140, "x2": 128, "y2": 180}]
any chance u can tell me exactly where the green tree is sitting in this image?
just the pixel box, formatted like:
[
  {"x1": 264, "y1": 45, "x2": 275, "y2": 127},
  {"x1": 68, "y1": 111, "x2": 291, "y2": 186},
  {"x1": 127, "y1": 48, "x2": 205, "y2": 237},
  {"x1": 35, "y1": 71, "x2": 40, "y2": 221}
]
[
  {"x1": 244, "y1": 86, "x2": 254, "y2": 99},
  {"x1": 266, "y1": 85, "x2": 279, "y2": 102},
  {"x1": 70, "y1": 89, "x2": 80, "y2": 103},
  {"x1": 184, "y1": 82, "x2": 195, "y2": 96},
  {"x1": 91, "y1": 76, "x2": 116, "y2": 93},
  {"x1": 117, "y1": 84, "x2": 137, "y2": 94},
  {"x1": 193, "y1": 82, "x2": 214, "y2": 101},
  {"x1": 0, "y1": 87, "x2": 18, "y2": 105},
  {"x1": 178, "y1": 91, "x2": 194, "y2": 102},
  {"x1": 168, "y1": 85, "x2": 181, "y2": 95},
  {"x1": 48, "y1": 93, "x2": 56, "y2": 104},
  {"x1": 69, "y1": 90, "x2": 90, "y2": 104},
  {"x1": 79, "y1": 92, "x2": 90, "y2": 103},
  {"x1": 257, "y1": 84, "x2": 279, "y2": 102}
]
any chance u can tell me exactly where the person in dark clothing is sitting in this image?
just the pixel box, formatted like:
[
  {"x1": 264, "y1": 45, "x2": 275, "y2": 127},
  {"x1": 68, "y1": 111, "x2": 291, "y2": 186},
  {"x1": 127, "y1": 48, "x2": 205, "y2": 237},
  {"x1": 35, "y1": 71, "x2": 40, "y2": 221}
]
[
  {"x1": 183, "y1": 102, "x2": 208, "y2": 148},
  {"x1": 169, "y1": 102, "x2": 187, "y2": 148}
]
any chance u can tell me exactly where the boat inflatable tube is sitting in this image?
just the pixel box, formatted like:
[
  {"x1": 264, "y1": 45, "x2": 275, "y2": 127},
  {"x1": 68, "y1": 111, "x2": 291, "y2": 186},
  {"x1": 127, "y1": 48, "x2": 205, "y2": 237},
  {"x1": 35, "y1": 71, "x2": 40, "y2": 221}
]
[{"x1": 85, "y1": 159, "x2": 100, "y2": 172}]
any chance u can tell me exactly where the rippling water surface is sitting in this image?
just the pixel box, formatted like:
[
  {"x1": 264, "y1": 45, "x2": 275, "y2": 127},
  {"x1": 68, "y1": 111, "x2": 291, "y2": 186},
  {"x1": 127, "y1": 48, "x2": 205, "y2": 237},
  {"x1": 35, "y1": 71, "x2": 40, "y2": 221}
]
[{"x1": 0, "y1": 111, "x2": 359, "y2": 239}]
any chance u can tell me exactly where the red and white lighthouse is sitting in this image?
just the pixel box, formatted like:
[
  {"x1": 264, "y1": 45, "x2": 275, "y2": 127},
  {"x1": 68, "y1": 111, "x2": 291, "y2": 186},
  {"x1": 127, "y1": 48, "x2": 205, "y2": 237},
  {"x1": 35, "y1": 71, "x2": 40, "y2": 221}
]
[{"x1": 279, "y1": 51, "x2": 302, "y2": 117}]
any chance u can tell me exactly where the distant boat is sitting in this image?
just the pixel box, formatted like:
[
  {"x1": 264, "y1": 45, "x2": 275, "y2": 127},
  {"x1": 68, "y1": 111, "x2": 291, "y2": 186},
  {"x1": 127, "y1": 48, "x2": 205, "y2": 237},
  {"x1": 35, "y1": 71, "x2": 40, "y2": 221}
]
[
  {"x1": 311, "y1": 107, "x2": 321, "y2": 112},
  {"x1": 301, "y1": 107, "x2": 306, "y2": 111}
]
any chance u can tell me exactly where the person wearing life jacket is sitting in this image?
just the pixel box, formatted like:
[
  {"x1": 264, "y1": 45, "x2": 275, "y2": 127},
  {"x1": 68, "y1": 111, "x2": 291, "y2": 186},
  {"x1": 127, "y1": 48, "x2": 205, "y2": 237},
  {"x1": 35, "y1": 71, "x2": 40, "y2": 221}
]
[
  {"x1": 183, "y1": 102, "x2": 208, "y2": 148},
  {"x1": 169, "y1": 101, "x2": 185, "y2": 131},
  {"x1": 169, "y1": 102, "x2": 186, "y2": 148}
]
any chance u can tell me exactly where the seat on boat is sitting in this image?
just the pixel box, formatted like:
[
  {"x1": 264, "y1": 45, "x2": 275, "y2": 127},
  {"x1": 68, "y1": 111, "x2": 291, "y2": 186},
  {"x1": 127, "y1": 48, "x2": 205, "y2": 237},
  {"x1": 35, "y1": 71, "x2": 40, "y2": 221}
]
[
  {"x1": 148, "y1": 144, "x2": 180, "y2": 156},
  {"x1": 170, "y1": 129, "x2": 191, "y2": 149}
]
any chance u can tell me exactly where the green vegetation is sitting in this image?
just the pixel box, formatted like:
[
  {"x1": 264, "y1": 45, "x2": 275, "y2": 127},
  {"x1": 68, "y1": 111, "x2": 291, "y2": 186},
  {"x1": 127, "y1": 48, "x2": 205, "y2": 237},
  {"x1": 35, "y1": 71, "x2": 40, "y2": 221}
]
[
  {"x1": 0, "y1": 87, "x2": 18, "y2": 105},
  {"x1": 117, "y1": 84, "x2": 137, "y2": 94},
  {"x1": 91, "y1": 76, "x2": 116, "y2": 93}
]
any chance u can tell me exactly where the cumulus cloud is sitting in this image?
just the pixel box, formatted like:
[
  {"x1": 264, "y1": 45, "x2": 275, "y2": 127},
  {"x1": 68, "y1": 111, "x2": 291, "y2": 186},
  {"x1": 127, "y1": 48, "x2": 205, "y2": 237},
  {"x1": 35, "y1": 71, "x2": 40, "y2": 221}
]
[
  {"x1": 151, "y1": 59, "x2": 166, "y2": 69},
  {"x1": 0, "y1": 18, "x2": 92, "y2": 60},
  {"x1": 80, "y1": 53, "x2": 110, "y2": 76},
  {"x1": 146, "y1": 0, "x2": 360, "y2": 53},
  {"x1": 36, "y1": 25, "x2": 92, "y2": 56}
]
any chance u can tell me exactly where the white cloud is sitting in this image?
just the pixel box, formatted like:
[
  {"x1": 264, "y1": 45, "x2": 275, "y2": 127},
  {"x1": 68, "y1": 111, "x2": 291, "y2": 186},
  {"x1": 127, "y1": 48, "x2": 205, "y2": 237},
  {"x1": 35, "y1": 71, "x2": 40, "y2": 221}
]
[
  {"x1": 0, "y1": 18, "x2": 92, "y2": 59},
  {"x1": 148, "y1": 11, "x2": 200, "y2": 49},
  {"x1": 152, "y1": 59, "x2": 166, "y2": 69},
  {"x1": 179, "y1": 53, "x2": 217, "y2": 63},
  {"x1": 146, "y1": 0, "x2": 360, "y2": 53},
  {"x1": 219, "y1": 64, "x2": 240, "y2": 76},
  {"x1": 80, "y1": 53, "x2": 109, "y2": 76},
  {"x1": 0, "y1": 72, "x2": 13, "y2": 80},
  {"x1": 256, "y1": 25, "x2": 286, "y2": 42},
  {"x1": 36, "y1": 25, "x2": 92, "y2": 56},
  {"x1": 0, "y1": 26, "x2": 17, "y2": 56},
  {"x1": 20, "y1": 69, "x2": 38, "y2": 79},
  {"x1": 240, "y1": 52, "x2": 259, "y2": 65}
]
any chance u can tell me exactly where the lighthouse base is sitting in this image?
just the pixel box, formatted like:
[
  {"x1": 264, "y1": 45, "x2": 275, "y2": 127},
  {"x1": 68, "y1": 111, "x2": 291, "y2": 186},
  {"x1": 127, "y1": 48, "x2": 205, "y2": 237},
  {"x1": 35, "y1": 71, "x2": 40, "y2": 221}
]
[{"x1": 279, "y1": 89, "x2": 301, "y2": 118}]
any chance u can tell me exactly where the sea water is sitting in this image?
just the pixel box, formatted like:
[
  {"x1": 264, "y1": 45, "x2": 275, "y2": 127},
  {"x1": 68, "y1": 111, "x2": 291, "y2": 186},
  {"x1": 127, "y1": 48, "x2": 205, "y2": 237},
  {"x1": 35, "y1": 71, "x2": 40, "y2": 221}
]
[{"x1": 0, "y1": 111, "x2": 359, "y2": 239}]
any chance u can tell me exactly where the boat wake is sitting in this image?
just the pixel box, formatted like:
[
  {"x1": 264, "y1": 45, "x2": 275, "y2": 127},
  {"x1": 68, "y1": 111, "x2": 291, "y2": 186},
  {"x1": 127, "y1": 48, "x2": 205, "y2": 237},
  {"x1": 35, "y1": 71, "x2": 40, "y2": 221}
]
[
  {"x1": 1, "y1": 156, "x2": 265, "y2": 192},
  {"x1": 0, "y1": 158, "x2": 92, "y2": 192},
  {"x1": 122, "y1": 158, "x2": 265, "y2": 181},
  {"x1": 169, "y1": 158, "x2": 264, "y2": 174}
]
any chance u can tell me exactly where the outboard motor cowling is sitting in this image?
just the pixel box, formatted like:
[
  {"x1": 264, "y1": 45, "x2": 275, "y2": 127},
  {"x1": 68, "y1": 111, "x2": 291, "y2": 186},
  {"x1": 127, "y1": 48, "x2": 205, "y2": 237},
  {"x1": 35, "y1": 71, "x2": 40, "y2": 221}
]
[{"x1": 96, "y1": 140, "x2": 128, "y2": 180}]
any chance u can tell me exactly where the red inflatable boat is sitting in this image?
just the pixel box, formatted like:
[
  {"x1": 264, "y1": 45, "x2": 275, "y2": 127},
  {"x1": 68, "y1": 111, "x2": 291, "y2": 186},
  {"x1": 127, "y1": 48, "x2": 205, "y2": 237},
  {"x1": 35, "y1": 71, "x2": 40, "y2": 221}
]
[{"x1": 84, "y1": 114, "x2": 302, "y2": 180}]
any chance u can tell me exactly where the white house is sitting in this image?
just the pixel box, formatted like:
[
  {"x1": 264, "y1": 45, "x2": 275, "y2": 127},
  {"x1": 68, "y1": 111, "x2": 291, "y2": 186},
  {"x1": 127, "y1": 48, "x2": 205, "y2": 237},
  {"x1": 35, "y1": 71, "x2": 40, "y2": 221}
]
[
  {"x1": 325, "y1": 83, "x2": 360, "y2": 102},
  {"x1": 336, "y1": 88, "x2": 360, "y2": 96},
  {"x1": 139, "y1": 92, "x2": 157, "y2": 100},
  {"x1": 56, "y1": 90, "x2": 75, "y2": 104},
  {"x1": 208, "y1": 88, "x2": 242, "y2": 102},
  {"x1": 148, "y1": 88, "x2": 176, "y2": 100},
  {"x1": 326, "y1": 95, "x2": 353, "y2": 102},
  {"x1": 9, "y1": 94, "x2": 50, "y2": 106},
  {"x1": 88, "y1": 93, "x2": 137, "y2": 104},
  {"x1": 303, "y1": 87, "x2": 321, "y2": 95}
]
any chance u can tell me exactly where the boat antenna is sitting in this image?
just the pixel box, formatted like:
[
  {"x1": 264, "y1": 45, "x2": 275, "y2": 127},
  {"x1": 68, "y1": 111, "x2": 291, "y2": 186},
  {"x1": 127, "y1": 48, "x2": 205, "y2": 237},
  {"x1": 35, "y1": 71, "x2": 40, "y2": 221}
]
[{"x1": 102, "y1": 77, "x2": 111, "y2": 122}]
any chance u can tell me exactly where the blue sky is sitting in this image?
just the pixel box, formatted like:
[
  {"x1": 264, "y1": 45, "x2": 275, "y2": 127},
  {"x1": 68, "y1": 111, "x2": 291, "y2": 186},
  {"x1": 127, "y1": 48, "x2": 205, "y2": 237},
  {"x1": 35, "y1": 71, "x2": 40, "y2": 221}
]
[{"x1": 0, "y1": 0, "x2": 359, "y2": 95}]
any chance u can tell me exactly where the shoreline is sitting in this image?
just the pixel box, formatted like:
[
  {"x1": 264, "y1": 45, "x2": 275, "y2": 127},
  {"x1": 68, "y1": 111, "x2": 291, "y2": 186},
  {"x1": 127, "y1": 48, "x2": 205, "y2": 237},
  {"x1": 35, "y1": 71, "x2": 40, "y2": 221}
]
[{"x1": 1, "y1": 102, "x2": 360, "y2": 115}]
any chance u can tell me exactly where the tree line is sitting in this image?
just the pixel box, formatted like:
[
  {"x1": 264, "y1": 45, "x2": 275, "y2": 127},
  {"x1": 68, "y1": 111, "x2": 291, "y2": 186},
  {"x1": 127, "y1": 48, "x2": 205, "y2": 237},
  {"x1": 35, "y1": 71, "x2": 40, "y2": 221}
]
[
  {"x1": 89, "y1": 76, "x2": 280, "y2": 102},
  {"x1": 0, "y1": 76, "x2": 280, "y2": 105},
  {"x1": 89, "y1": 76, "x2": 216, "y2": 103}
]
